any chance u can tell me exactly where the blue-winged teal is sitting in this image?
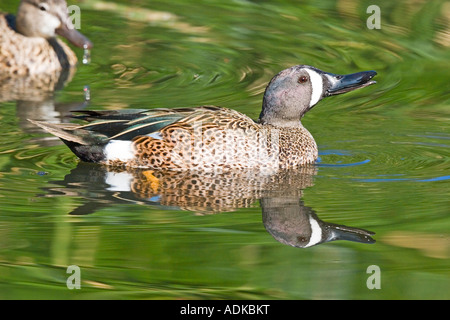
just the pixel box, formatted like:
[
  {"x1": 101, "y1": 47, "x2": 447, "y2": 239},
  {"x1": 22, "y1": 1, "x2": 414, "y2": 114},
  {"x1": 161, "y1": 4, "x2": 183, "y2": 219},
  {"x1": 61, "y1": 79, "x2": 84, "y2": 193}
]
[
  {"x1": 0, "y1": 0, "x2": 92, "y2": 77},
  {"x1": 30, "y1": 65, "x2": 377, "y2": 171}
]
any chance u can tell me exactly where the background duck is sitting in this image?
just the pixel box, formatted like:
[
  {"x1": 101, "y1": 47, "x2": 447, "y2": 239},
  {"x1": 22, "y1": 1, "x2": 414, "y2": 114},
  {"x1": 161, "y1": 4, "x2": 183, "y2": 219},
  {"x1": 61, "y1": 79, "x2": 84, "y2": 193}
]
[
  {"x1": 0, "y1": 0, "x2": 92, "y2": 78},
  {"x1": 30, "y1": 65, "x2": 377, "y2": 171}
]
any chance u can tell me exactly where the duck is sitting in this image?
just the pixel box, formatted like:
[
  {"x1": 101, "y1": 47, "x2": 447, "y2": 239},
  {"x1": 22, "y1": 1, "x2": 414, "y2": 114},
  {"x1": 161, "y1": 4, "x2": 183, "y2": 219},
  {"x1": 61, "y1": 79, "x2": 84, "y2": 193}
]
[
  {"x1": 0, "y1": 0, "x2": 92, "y2": 77},
  {"x1": 29, "y1": 65, "x2": 377, "y2": 171}
]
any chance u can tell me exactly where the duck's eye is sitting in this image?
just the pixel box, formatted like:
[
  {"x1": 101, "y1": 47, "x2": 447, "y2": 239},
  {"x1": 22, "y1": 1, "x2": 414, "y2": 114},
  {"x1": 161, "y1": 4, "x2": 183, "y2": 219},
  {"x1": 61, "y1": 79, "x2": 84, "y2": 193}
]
[
  {"x1": 38, "y1": 3, "x2": 48, "y2": 11},
  {"x1": 298, "y1": 76, "x2": 308, "y2": 84}
]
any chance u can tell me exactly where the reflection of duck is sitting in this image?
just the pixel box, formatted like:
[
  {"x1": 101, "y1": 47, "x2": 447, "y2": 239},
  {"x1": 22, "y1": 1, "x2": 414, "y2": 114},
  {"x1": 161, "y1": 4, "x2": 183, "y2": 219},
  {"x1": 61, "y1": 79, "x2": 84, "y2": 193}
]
[
  {"x1": 261, "y1": 198, "x2": 375, "y2": 248},
  {"x1": 30, "y1": 65, "x2": 376, "y2": 171},
  {"x1": 41, "y1": 163, "x2": 375, "y2": 247},
  {"x1": 45, "y1": 163, "x2": 316, "y2": 213},
  {"x1": 0, "y1": 0, "x2": 92, "y2": 78}
]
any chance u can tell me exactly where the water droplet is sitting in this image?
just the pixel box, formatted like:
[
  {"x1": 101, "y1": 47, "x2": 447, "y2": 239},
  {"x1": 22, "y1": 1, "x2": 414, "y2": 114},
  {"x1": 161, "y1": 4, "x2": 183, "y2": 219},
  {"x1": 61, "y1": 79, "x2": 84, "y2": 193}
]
[
  {"x1": 82, "y1": 44, "x2": 91, "y2": 65},
  {"x1": 83, "y1": 85, "x2": 91, "y2": 101}
]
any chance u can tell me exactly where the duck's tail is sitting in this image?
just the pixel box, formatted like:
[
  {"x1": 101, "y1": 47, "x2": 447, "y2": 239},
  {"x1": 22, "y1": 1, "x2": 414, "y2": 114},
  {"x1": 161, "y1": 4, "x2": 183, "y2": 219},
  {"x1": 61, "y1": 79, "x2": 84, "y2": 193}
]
[
  {"x1": 28, "y1": 119, "x2": 108, "y2": 162},
  {"x1": 28, "y1": 120, "x2": 90, "y2": 145}
]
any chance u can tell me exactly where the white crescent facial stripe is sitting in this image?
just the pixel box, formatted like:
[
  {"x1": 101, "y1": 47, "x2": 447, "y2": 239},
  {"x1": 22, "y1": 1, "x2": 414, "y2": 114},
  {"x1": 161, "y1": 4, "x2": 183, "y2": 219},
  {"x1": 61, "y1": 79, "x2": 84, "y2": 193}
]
[
  {"x1": 306, "y1": 69, "x2": 324, "y2": 108},
  {"x1": 305, "y1": 216, "x2": 323, "y2": 247}
]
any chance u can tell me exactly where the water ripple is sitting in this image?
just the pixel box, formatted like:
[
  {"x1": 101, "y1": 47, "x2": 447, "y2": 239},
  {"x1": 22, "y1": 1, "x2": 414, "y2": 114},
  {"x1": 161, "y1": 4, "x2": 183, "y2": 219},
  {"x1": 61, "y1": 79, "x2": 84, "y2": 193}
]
[
  {"x1": 317, "y1": 136, "x2": 450, "y2": 183},
  {"x1": 353, "y1": 175, "x2": 450, "y2": 183}
]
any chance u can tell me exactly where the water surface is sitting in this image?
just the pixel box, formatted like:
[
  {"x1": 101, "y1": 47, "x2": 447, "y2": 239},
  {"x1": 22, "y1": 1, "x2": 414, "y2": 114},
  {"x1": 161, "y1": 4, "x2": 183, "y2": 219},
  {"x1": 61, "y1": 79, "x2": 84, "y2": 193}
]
[{"x1": 0, "y1": 0, "x2": 448, "y2": 299}]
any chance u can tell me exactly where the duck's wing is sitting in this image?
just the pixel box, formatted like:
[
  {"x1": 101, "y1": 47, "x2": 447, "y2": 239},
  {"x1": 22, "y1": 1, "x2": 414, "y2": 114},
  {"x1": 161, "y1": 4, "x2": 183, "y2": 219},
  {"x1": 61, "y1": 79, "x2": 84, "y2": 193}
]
[{"x1": 28, "y1": 106, "x2": 227, "y2": 145}]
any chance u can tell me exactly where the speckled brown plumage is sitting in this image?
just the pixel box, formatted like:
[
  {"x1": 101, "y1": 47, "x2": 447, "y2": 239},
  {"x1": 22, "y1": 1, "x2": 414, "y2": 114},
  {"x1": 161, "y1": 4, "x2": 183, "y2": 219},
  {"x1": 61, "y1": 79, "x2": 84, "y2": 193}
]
[
  {"x1": 122, "y1": 106, "x2": 318, "y2": 170},
  {"x1": 0, "y1": 13, "x2": 77, "y2": 78}
]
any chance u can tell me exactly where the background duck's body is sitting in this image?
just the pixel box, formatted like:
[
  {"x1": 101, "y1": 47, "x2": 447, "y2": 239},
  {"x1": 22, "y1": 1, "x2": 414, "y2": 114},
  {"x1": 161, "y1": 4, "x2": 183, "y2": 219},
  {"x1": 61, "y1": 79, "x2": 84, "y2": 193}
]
[
  {"x1": 0, "y1": 13, "x2": 76, "y2": 77},
  {"x1": 0, "y1": 0, "x2": 92, "y2": 78}
]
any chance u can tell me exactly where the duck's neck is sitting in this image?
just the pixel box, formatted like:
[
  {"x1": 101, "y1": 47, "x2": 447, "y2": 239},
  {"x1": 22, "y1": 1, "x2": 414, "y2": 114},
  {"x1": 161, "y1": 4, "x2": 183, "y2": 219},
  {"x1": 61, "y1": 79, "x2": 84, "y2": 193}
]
[
  {"x1": 259, "y1": 117, "x2": 304, "y2": 129},
  {"x1": 259, "y1": 105, "x2": 304, "y2": 128},
  {"x1": 259, "y1": 95, "x2": 307, "y2": 129}
]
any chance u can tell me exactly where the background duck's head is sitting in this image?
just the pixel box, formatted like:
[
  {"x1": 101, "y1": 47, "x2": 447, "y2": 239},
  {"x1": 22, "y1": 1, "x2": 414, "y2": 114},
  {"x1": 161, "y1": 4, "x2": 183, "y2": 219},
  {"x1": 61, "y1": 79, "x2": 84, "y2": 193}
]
[
  {"x1": 259, "y1": 65, "x2": 377, "y2": 128},
  {"x1": 15, "y1": 0, "x2": 92, "y2": 49}
]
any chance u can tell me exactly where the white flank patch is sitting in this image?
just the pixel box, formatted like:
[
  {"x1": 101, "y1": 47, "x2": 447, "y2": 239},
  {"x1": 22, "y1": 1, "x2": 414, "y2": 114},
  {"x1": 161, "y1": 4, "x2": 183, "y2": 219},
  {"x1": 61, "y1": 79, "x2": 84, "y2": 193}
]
[
  {"x1": 304, "y1": 216, "x2": 323, "y2": 247},
  {"x1": 305, "y1": 69, "x2": 324, "y2": 108},
  {"x1": 105, "y1": 171, "x2": 133, "y2": 192},
  {"x1": 104, "y1": 140, "x2": 135, "y2": 162}
]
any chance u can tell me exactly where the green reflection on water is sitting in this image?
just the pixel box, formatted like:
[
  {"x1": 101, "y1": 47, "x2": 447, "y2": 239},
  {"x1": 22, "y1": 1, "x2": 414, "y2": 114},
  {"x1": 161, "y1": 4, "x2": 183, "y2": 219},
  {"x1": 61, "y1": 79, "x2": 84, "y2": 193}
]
[{"x1": 0, "y1": 0, "x2": 449, "y2": 299}]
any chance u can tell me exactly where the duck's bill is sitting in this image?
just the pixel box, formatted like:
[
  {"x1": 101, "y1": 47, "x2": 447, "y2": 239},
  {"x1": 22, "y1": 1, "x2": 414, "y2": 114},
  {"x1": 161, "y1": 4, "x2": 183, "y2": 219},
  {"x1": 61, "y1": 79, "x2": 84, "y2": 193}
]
[
  {"x1": 324, "y1": 70, "x2": 377, "y2": 96},
  {"x1": 327, "y1": 224, "x2": 376, "y2": 244},
  {"x1": 56, "y1": 24, "x2": 93, "y2": 49}
]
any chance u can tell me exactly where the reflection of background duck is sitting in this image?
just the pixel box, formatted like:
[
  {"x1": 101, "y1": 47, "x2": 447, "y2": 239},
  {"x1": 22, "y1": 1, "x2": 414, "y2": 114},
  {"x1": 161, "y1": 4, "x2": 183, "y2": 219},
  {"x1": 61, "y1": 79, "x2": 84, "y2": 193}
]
[
  {"x1": 42, "y1": 163, "x2": 375, "y2": 247},
  {"x1": 0, "y1": 61, "x2": 75, "y2": 103},
  {"x1": 1, "y1": 86, "x2": 88, "y2": 146}
]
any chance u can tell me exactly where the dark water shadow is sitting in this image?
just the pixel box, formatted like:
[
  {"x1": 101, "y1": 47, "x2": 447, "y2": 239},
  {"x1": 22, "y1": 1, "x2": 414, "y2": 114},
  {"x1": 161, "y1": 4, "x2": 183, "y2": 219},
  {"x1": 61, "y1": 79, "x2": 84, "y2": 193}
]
[{"x1": 41, "y1": 163, "x2": 375, "y2": 248}]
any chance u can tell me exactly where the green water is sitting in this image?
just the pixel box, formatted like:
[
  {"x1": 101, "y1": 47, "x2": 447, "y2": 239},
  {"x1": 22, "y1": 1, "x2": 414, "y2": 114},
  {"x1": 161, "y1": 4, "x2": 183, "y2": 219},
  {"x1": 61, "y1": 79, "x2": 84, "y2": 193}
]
[{"x1": 0, "y1": 0, "x2": 449, "y2": 300}]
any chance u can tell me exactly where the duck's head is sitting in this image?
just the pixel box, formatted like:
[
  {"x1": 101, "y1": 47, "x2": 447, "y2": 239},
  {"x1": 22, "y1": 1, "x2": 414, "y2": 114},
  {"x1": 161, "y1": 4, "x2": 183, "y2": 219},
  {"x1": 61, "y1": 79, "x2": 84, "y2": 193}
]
[
  {"x1": 259, "y1": 65, "x2": 377, "y2": 127},
  {"x1": 16, "y1": 0, "x2": 92, "y2": 49}
]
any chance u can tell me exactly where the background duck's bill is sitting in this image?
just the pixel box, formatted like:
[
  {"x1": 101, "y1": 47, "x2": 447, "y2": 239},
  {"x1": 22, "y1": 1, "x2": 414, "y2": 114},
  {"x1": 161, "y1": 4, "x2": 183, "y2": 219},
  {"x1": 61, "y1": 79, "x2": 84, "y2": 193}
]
[{"x1": 56, "y1": 24, "x2": 93, "y2": 49}]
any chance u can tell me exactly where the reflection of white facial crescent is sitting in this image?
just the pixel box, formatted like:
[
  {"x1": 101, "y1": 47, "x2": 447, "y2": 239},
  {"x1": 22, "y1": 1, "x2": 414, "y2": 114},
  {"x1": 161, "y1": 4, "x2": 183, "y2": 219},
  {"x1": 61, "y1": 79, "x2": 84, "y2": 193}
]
[{"x1": 305, "y1": 216, "x2": 322, "y2": 247}]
